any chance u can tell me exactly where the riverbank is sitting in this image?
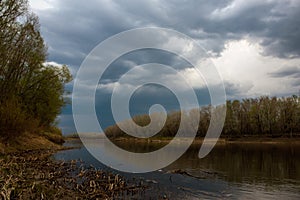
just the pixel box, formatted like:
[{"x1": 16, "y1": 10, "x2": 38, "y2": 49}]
[
  {"x1": 111, "y1": 136, "x2": 300, "y2": 145},
  {"x1": 0, "y1": 131, "x2": 66, "y2": 154},
  {"x1": 0, "y1": 149, "x2": 148, "y2": 199},
  {"x1": 0, "y1": 134, "x2": 149, "y2": 200}
]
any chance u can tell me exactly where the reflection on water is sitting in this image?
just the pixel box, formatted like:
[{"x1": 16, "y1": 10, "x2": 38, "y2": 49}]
[
  {"x1": 55, "y1": 139, "x2": 300, "y2": 199},
  {"x1": 169, "y1": 143, "x2": 300, "y2": 183}
]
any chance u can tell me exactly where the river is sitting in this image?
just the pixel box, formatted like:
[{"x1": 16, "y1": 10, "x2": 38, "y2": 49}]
[{"x1": 54, "y1": 138, "x2": 300, "y2": 199}]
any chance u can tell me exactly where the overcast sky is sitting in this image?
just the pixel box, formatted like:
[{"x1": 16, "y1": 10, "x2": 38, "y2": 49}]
[{"x1": 29, "y1": 0, "x2": 300, "y2": 134}]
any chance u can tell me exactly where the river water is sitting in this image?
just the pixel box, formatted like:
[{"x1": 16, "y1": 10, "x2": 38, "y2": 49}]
[{"x1": 54, "y1": 139, "x2": 300, "y2": 199}]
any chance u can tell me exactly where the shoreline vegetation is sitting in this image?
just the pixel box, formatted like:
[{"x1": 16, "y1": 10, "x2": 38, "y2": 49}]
[
  {"x1": 105, "y1": 95, "x2": 300, "y2": 140},
  {"x1": 110, "y1": 136, "x2": 300, "y2": 145},
  {"x1": 66, "y1": 132, "x2": 300, "y2": 145}
]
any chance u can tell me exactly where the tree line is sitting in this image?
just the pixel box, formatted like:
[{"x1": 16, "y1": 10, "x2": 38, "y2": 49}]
[
  {"x1": 105, "y1": 95, "x2": 300, "y2": 139},
  {"x1": 0, "y1": 0, "x2": 72, "y2": 138}
]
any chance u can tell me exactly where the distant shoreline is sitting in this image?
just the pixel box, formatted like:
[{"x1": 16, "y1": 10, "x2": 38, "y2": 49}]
[
  {"x1": 64, "y1": 133, "x2": 300, "y2": 145},
  {"x1": 110, "y1": 136, "x2": 300, "y2": 145}
]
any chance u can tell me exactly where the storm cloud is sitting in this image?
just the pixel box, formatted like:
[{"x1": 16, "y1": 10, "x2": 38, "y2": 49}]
[
  {"x1": 35, "y1": 0, "x2": 300, "y2": 67},
  {"x1": 269, "y1": 66, "x2": 300, "y2": 87},
  {"x1": 269, "y1": 66, "x2": 300, "y2": 78}
]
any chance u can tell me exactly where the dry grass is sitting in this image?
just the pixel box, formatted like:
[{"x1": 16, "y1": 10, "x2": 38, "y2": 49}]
[
  {"x1": 0, "y1": 149, "x2": 148, "y2": 200},
  {"x1": 0, "y1": 132, "x2": 63, "y2": 154}
]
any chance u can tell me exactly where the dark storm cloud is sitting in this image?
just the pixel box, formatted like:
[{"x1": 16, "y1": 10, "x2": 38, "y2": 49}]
[
  {"x1": 36, "y1": 0, "x2": 300, "y2": 69},
  {"x1": 269, "y1": 66, "x2": 300, "y2": 87},
  {"x1": 291, "y1": 79, "x2": 300, "y2": 87},
  {"x1": 99, "y1": 49, "x2": 190, "y2": 84},
  {"x1": 258, "y1": 1, "x2": 300, "y2": 58},
  {"x1": 269, "y1": 66, "x2": 300, "y2": 78}
]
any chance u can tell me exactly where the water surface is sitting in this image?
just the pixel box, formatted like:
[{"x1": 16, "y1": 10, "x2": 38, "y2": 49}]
[{"x1": 54, "y1": 139, "x2": 300, "y2": 199}]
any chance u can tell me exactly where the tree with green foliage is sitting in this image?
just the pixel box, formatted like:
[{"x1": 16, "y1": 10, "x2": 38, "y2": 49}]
[
  {"x1": 105, "y1": 95, "x2": 300, "y2": 139},
  {"x1": 0, "y1": 0, "x2": 72, "y2": 138}
]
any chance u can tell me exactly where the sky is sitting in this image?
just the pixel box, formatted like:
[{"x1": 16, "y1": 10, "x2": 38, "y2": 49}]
[{"x1": 28, "y1": 0, "x2": 300, "y2": 134}]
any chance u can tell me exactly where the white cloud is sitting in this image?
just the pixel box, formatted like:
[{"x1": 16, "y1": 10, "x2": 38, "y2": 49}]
[
  {"x1": 29, "y1": 0, "x2": 55, "y2": 11},
  {"x1": 210, "y1": 0, "x2": 274, "y2": 20},
  {"x1": 44, "y1": 61, "x2": 63, "y2": 68},
  {"x1": 179, "y1": 68, "x2": 206, "y2": 89},
  {"x1": 212, "y1": 39, "x2": 300, "y2": 97},
  {"x1": 97, "y1": 82, "x2": 120, "y2": 91}
]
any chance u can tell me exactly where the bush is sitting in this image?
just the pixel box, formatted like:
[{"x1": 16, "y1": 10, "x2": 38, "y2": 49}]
[{"x1": 0, "y1": 98, "x2": 39, "y2": 138}]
